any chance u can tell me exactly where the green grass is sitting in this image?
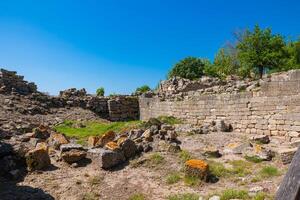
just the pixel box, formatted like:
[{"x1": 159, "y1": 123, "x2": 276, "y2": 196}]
[
  {"x1": 183, "y1": 175, "x2": 201, "y2": 186},
  {"x1": 167, "y1": 193, "x2": 199, "y2": 200},
  {"x1": 146, "y1": 153, "x2": 165, "y2": 167},
  {"x1": 157, "y1": 116, "x2": 182, "y2": 125},
  {"x1": 128, "y1": 193, "x2": 145, "y2": 200},
  {"x1": 259, "y1": 166, "x2": 280, "y2": 178},
  {"x1": 219, "y1": 189, "x2": 249, "y2": 200},
  {"x1": 54, "y1": 120, "x2": 141, "y2": 139},
  {"x1": 179, "y1": 150, "x2": 193, "y2": 163},
  {"x1": 244, "y1": 155, "x2": 264, "y2": 163},
  {"x1": 208, "y1": 160, "x2": 252, "y2": 178},
  {"x1": 166, "y1": 172, "x2": 181, "y2": 184}
]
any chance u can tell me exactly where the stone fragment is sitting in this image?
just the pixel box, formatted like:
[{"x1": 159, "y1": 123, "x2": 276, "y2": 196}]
[
  {"x1": 250, "y1": 135, "x2": 270, "y2": 144},
  {"x1": 166, "y1": 130, "x2": 177, "y2": 141},
  {"x1": 167, "y1": 143, "x2": 181, "y2": 153},
  {"x1": 278, "y1": 147, "x2": 298, "y2": 164},
  {"x1": 87, "y1": 136, "x2": 100, "y2": 147},
  {"x1": 128, "y1": 129, "x2": 143, "y2": 140},
  {"x1": 142, "y1": 129, "x2": 153, "y2": 142},
  {"x1": 61, "y1": 149, "x2": 86, "y2": 164},
  {"x1": 104, "y1": 141, "x2": 120, "y2": 151},
  {"x1": 119, "y1": 139, "x2": 137, "y2": 159},
  {"x1": 288, "y1": 131, "x2": 300, "y2": 138},
  {"x1": 161, "y1": 124, "x2": 174, "y2": 131},
  {"x1": 249, "y1": 186, "x2": 265, "y2": 197},
  {"x1": 224, "y1": 142, "x2": 250, "y2": 154},
  {"x1": 33, "y1": 125, "x2": 50, "y2": 139},
  {"x1": 60, "y1": 143, "x2": 84, "y2": 152},
  {"x1": 215, "y1": 120, "x2": 232, "y2": 132},
  {"x1": 184, "y1": 159, "x2": 209, "y2": 181},
  {"x1": 209, "y1": 196, "x2": 220, "y2": 200},
  {"x1": 203, "y1": 147, "x2": 222, "y2": 158},
  {"x1": 88, "y1": 148, "x2": 125, "y2": 169},
  {"x1": 47, "y1": 133, "x2": 69, "y2": 150},
  {"x1": 25, "y1": 143, "x2": 51, "y2": 171},
  {"x1": 96, "y1": 131, "x2": 116, "y2": 147}
]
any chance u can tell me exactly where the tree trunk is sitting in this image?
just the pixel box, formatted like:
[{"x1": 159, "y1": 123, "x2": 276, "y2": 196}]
[{"x1": 258, "y1": 66, "x2": 264, "y2": 79}]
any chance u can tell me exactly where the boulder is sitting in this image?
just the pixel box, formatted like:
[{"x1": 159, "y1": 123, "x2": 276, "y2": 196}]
[
  {"x1": 96, "y1": 131, "x2": 116, "y2": 147},
  {"x1": 88, "y1": 148, "x2": 125, "y2": 169},
  {"x1": 215, "y1": 120, "x2": 232, "y2": 132},
  {"x1": 119, "y1": 139, "x2": 137, "y2": 159},
  {"x1": 142, "y1": 129, "x2": 153, "y2": 142},
  {"x1": 278, "y1": 147, "x2": 297, "y2": 164},
  {"x1": 167, "y1": 143, "x2": 181, "y2": 153},
  {"x1": 184, "y1": 159, "x2": 209, "y2": 181},
  {"x1": 87, "y1": 136, "x2": 100, "y2": 147},
  {"x1": 47, "y1": 133, "x2": 69, "y2": 150},
  {"x1": 161, "y1": 124, "x2": 174, "y2": 131},
  {"x1": 250, "y1": 135, "x2": 270, "y2": 144},
  {"x1": 166, "y1": 130, "x2": 177, "y2": 141},
  {"x1": 128, "y1": 129, "x2": 143, "y2": 140},
  {"x1": 203, "y1": 147, "x2": 222, "y2": 158},
  {"x1": 224, "y1": 142, "x2": 250, "y2": 154},
  {"x1": 61, "y1": 149, "x2": 86, "y2": 164},
  {"x1": 32, "y1": 125, "x2": 50, "y2": 139},
  {"x1": 104, "y1": 141, "x2": 120, "y2": 151},
  {"x1": 25, "y1": 143, "x2": 51, "y2": 171}
]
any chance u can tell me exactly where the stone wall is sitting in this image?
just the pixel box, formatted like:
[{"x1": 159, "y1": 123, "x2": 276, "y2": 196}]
[{"x1": 139, "y1": 70, "x2": 300, "y2": 140}]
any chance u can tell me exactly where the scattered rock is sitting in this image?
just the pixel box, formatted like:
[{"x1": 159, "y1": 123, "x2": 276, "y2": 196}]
[
  {"x1": 32, "y1": 125, "x2": 50, "y2": 139},
  {"x1": 89, "y1": 148, "x2": 125, "y2": 169},
  {"x1": 224, "y1": 142, "x2": 250, "y2": 154},
  {"x1": 0, "y1": 142, "x2": 13, "y2": 157},
  {"x1": 209, "y1": 196, "x2": 220, "y2": 200},
  {"x1": 88, "y1": 136, "x2": 100, "y2": 147},
  {"x1": 25, "y1": 143, "x2": 51, "y2": 171},
  {"x1": 47, "y1": 133, "x2": 69, "y2": 150},
  {"x1": 119, "y1": 139, "x2": 137, "y2": 159},
  {"x1": 251, "y1": 135, "x2": 270, "y2": 144},
  {"x1": 249, "y1": 186, "x2": 265, "y2": 196},
  {"x1": 203, "y1": 147, "x2": 222, "y2": 158},
  {"x1": 61, "y1": 149, "x2": 86, "y2": 164},
  {"x1": 184, "y1": 159, "x2": 209, "y2": 181},
  {"x1": 96, "y1": 131, "x2": 116, "y2": 147},
  {"x1": 278, "y1": 147, "x2": 298, "y2": 164},
  {"x1": 167, "y1": 143, "x2": 181, "y2": 153}
]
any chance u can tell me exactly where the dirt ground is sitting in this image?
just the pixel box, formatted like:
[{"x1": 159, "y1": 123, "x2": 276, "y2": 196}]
[{"x1": 1, "y1": 132, "x2": 288, "y2": 200}]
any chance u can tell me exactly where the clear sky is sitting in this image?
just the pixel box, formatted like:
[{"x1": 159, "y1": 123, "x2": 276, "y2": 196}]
[{"x1": 0, "y1": 0, "x2": 299, "y2": 95}]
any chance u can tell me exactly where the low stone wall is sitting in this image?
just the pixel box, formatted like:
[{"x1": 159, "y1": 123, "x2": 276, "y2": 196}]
[{"x1": 139, "y1": 70, "x2": 300, "y2": 140}]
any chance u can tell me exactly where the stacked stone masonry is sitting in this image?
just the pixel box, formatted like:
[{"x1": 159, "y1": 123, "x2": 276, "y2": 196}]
[{"x1": 139, "y1": 70, "x2": 300, "y2": 140}]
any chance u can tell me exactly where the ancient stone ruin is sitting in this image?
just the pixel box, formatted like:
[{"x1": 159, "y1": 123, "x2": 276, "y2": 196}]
[{"x1": 1, "y1": 68, "x2": 300, "y2": 199}]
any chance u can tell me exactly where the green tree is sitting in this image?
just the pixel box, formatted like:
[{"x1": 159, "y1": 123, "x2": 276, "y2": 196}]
[
  {"x1": 168, "y1": 57, "x2": 207, "y2": 80},
  {"x1": 284, "y1": 39, "x2": 300, "y2": 70},
  {"x1": 134, "y1": 85, "x2": 151, "y2": 95},
  {"x1": 237, "y1": 25, "x2": 288, "y2": 78},
  {"x1": 96, "y1": 87, "x2": 105, "y2": 96}
]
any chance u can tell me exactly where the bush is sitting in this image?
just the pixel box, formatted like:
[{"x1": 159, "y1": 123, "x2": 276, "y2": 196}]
[
  {"x1": 166, "y1": 172, "x2": 181, "y2": 184},
  {"x1": 219, "y1": 189, "x2": 249, "y2": 200},
  {"x1": 134, "y1": 85, "x2": 151, "y2": 95},
  {"x1": 168, "y1": 57, "x2": 210, "y2": 80},
  {"x1": 96, "y1": 87, "x2": 105, "y2": 96},
  {"x1": 259, "y1": 166, "x2": 280, "y2": 178}
]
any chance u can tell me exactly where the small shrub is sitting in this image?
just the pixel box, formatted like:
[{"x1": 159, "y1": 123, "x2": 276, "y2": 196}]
[
  {"x1": 259, "y1": 166, "x2": 280, "y2": 178},
  {"x1": 149, "y1": 153, "x2": 164, "y2": 165},
  {"x1": 128, "y1": 193, "x2": 145, "y2": 200},
  {"x1": 134, "y1": 85, "x2": 151, "y2": 95},
  {"x1": 96, "y1": 87, "x2": 105, "y2": 96},
  {"x1": 167, "y1": 193, "x2": 199, "y2": 200},
  {"x1": 208, "y1": 161, "x2": 229, "y2": 177},
  {"x1": 228, "y1": 160, "x2": 252, "y2": 177},
  {"x1": 179, "y1": 150, "x2": 192, "y2": 163},
  {"x1": 157, "y1": 116, "x2": 182, "y2": 125},
  {"x1": 244, "y1": 155, "x2": 264, "y2": 163},
  {"x1": 166, "y1": 172, "x2": 181, "y2": 184},
  {"x1": 253, "y1": 192, "x2": 270, "y2": 200},
  {"x1": 83, "y1": 192, "x2": 99, "y2": 200},
  {"x1": 183, "y1": 175, "x2": 201, "y2": 186},
  {"x1": 89, "y1": 175, "x2": 103, "y2": 185},
  {"x1": 220, "y1": 189, "x2": 249, "y2": 200}
]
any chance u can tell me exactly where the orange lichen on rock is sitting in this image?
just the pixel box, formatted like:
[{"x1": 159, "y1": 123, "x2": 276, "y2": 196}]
[
  {"x1": 185, "y1": 159, "x2": 209, "y2": 181},
  {"x1": 185, "y1": 159, "x2": 209, "y2": 170},
  {"x1": 105, "y1": 141, "x2": 120, "y2": 151},
  {"x1": 96, "y1": 131, "x2": 116, "y2": 147}
]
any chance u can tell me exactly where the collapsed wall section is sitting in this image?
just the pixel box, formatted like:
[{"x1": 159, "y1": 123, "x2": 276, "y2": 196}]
[{"x1": 139, "y1": 70, "x2": 300, "y2": 139}]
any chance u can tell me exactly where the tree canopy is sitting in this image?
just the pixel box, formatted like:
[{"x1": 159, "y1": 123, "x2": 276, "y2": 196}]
[
  {"x1": 96, "y1": 87, "x2": 105, "y2": 97},
  {"x1": 134, "y1": 85, "x2": 151, "y2": 95}
]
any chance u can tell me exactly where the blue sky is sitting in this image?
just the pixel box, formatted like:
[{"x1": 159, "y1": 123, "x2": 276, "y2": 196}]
[{"x1": 0, "y1": 0, "x2": 299, "y2": 95}]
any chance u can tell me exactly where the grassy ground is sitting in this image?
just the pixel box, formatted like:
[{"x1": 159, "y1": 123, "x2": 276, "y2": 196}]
[{"x1": 54, "y1": 120, "x2": 141, "y2": 140}]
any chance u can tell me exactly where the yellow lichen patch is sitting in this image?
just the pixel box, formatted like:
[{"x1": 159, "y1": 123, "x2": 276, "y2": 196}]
[
  {"x1": 105, "y1": 141, "x2": 119, "y2": 151},
  {"x1": 227, "y1": 143, "x2": 239, "y2": 149},
  {"x1": 185, "y1": 159, "x2": 209, "y2": 171},
  {"x1": 254, "y1": 144, "x2": 262, "y2": 153}
]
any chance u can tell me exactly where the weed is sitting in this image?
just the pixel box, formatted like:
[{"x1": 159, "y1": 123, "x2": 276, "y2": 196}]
[
  {"x1": 183, "y1": 175, "x2": 201, "y2": 186},
  {"x1": 166, "y1": 172, "x2": 181, "y2": 184},
  {"x1": 88, "y1": 175, "x2": 103, "y2": 185},
  {"x1": 179, "y1": 150, "x2": 192, "y2": 163},
  {"x1": 167, "y1": 193, "x2": 199, "y2": 200},
  {"x1": 128, "y1": 193, "x2": 145, "y2": 200},
  {"x1": 259, "y1": 166, "x2": 280, "y2": 178},
  {"x1": 219, "y1": 189, "x2": 249, "y2": 200},
  {"x1": 157, "y1": 116, "x2": 182, "y2": 125},
  {"x1": 244, "y1": 155, "x2": 264, "y2": 163}
]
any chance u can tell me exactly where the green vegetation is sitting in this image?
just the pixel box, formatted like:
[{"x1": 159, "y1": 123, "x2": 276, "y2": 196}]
[
  {"x1": 168, "y1": 25, "x2": 300, "y2": 80},
  {"x1": 259, "y1": 166, "x2": 280, "y2": 178},
  {"x1": 208, "y1": 160, "x2": 252, "y2": 178},
  {"x1": 167, "y1": 193, "x2": 199, "y2": 200},
  {"x1": 128, "y1": 193, "x2": 145, "y2": 200},
  {"x1": 88, "y1": 175, "x2": 103, "y2": 185},
  {"x1": 157, "y1": 116, "x2": 182, "y2": 125},
  {"x1": 244, "y1": 155, "x2": 264, "y2": 163},
  {"x1": 168, "y1": 57, "x2": 209, "y2": 80},
  {"x1": 179, "y1": 150, "x2": 193, "y2": 163},
  {"x1": 134, "y1": 85, "x2": 151, "y2": 95},
  {"x1": 183, "y1": 175, "x2": 201, "y2": 186},
  {"x1": 166, "y1": 172, "x2": 181, "y2": 184},
  {"x1": 96, "y1": 87, "x2": 105, "y2": 96},
  {"x1": 149, "y1": 153, "x2": 164, "y2": 165},
  {"x1": 54, "y1": 120, "x2": 141, "y2": 139},
  {"x1": 219, "y1": 189, "x2": 249, "y2": 200},
  {"x1": 82, "y1": 192, "x2": 99, "y2": 200}
]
